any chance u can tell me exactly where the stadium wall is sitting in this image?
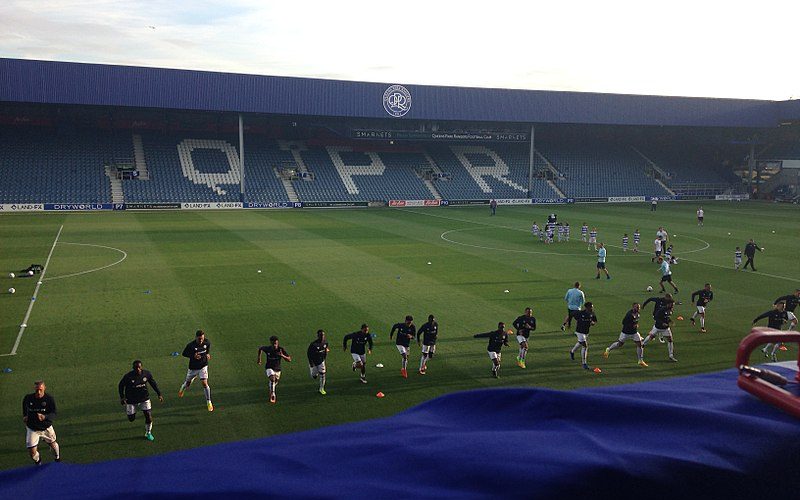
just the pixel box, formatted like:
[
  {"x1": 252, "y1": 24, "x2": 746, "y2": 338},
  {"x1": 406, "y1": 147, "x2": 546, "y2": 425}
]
[{"x1": 0, "y1": 58, "x2": 782, "y2": 128}]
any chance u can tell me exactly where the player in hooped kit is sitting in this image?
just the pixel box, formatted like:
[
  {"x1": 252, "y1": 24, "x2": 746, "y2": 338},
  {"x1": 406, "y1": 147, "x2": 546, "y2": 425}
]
[
  {"x1": 642, "y1": 302, "x2": 678, "y2": 361},
  {"x1": 690, "y1": 284, "x2": 713, "y2": 333},
  {"x1": 178, "y1": 330, "x2": 214, "y2": 412},
  {"x1": 474, "y1": 322, "x2": 510, "y2": 378},
  {"x1": 343, "y1": 324, "x2": 373, "y2": 384},
  {"x1": 416, "y1": 314, "x2": 439, "y2": 374},
  {"x1": 588, "y1": 228, "x2": 598, "y2": 250},
  {"x1": 581, "y1": 223, "x2": 589, "y2": 242},
  {"x1": 22, "y1": 380, "x2": 60, "y2": 464},
  {"x1": 603, "y1": 303, "x2": 648, "y2": 367},
  {"x1": 569, "y1": 302, "x2": 597, "y2": 370},
  {"x1": 389, "y1": 315, "x2": 416, "y2": 378},
  {"x1": 258, "y1": 336, "x2": 292, "y2": 404},
  {"x1": 512, "y1": 307, "x2": 536, "y2": 369},
  {"x1": 633, "y1": 229, "x2": 640, "y2": 253},
  {"x1": 119, "y1": 360, "x2": 163, "y2": 440},
  {"x1": 307, "y1": 330, "x2": 330, "y2": 395}
]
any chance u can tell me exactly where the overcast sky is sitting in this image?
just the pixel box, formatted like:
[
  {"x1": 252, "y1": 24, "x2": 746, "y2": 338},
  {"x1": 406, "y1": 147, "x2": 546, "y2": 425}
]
[{"x1": 1, "y1": 0, "x2": 798, "y2": 101}]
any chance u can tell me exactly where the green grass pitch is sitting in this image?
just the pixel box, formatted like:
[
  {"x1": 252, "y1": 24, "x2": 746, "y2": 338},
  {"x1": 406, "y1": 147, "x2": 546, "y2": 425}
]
[{"x1": 1, "y1": 201, "x2": 797, "y2": 469}]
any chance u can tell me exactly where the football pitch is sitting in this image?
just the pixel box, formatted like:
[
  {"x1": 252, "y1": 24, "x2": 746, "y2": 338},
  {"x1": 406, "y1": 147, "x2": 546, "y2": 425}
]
[{"x1": 1, "y1": 201, "x2": 797, "y2": 469}]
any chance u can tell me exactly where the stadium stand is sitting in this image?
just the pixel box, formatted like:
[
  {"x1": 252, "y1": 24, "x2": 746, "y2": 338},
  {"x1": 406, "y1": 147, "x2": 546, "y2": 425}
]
[
  {"x1": 538, "y1": 140, "x2": 672, "y2": 198},
  {"x1": 292, "y1": 145, "x2": 433, "y2": 202},
  {"x1": 122, "y1": 134, "x2": 242, "y2": 203},
  {"x1": 429, "y1": 144, "x2": 558, "y2": 199},
  {"x1": 0, "y1": 126, "x2": 112, "y2": 203},
  {"x1": 637, "y1": 144, "x2": 738, "y2": 184}
]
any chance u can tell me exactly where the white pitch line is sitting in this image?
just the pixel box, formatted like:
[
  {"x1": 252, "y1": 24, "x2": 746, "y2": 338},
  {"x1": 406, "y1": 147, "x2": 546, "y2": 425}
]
[
  {"x1": 44, "y1": 242, "x2": 127, "y2": 281},
  {"x1": 3, "y1": 224, "x2": 63, "y2": 356}
]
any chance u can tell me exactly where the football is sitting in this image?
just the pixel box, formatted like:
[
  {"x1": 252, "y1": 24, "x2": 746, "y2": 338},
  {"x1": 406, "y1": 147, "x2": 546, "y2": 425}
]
[
  {"x1": 646, "y1": 285, "x2": 653, "y2": 292},
  {"x1": 8, "y1": 287, "x2": 15, "y2": 294},
  {"x1": 8, "y1": 272, "x2": 14, "y2": 278}
]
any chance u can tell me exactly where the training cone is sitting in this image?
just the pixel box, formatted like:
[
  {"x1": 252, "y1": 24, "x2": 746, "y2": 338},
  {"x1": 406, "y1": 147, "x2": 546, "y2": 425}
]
[
  {"x1": 376, "y1": 392, "x2": 385, "y2": 398},
  {"x1": 593, "y1": 367, "x2": 602, "y2": 374}
]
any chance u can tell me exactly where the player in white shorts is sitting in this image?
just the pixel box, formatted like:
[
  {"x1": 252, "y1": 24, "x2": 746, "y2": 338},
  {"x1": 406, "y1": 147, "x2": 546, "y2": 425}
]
[
  {"x1": 307, "y1": 330, "x2": 330, "y2": 394},
  {"x1": 642, "y1": 302, "x2": 678, "y2": 361},
  {"x1": 343, "y1": 324, "x2": 373, "y2": 384},
  {"x1": 22, "y1": 380, "x2": 61, "y2": 464},
  {"x1": 178, "y1": 329, "x2": 213, "y2": 412},
  {"x1": 258, "y1": 336, "x2": 292, "y2": 404},
  {"x1": 604, "y1": 303, "x2": 648, "y2": 367}
]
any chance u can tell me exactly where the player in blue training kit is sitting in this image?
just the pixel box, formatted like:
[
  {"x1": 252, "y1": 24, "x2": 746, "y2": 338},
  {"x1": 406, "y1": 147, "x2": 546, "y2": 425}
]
[{"x1": 595, "y1": 243, "x2": 610, "y2": 279}]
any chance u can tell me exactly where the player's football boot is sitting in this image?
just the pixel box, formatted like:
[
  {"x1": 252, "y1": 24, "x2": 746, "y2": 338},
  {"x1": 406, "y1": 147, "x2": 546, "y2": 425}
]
[
  {"x1": 360, "y1": 376, "x2": 367, "y2": 384},
  {"x1": 668, "y1": 356, "x2": 678, "y2": 362},
  {"x1": 603, "y1": 348, "x2": 610, "y2": 359},
  {"x1": 700, "y1": 327, "x2": 707, "y2": 333},
  {"x1": 638, "y1": 359, "x2": 649, "y2": 367},
  {"x1": 269, "y1": 393, "x2": 276, "y2": 404},
  {"x1": 569, "y1": 351, "x2": 575, "y2": 361},
  {"x1": 207, "y1": 401, "x2": 214, "y2": 412},
  {"x1": 145, "y1": 432, "x2": 154, "y2": 441},
  {"x1": 779, "y1": 344, "x2": 788, "y2": 351},
  {"x1": 519, "y1": 360, "x2": 526, "y2": 369},
  {"x1": 319, "y1": 388, "x2": 327, "y2": 395},
  {"x1": 582, "y1": 364, "x2": 590, "y2": 370},
  {"x1": 690, "y1": 318, "x2": 695, "y2": 326},
  {"x1": 178, "y1": 387, "x2": 185, "y2": 398},
  {"x1": 401, "y1": 368, "x2": 407, "y2": 378}
]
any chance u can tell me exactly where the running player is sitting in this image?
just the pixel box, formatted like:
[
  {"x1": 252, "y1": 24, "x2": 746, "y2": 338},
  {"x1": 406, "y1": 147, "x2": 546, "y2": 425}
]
[
  {"x1": 343, "y1": 324, "x2": 373, "y2": 384},
  {"x1": 622, "y1": 233, "x2": 629, "y2": 252},
  {"x1": 762, "y1": 290, "x2": 800, "y2": 357},
  {"x1": 474, "y1": 322, "x2": 510, "y2": 378},
  {"x1": 633, "y1": 229, "x2": 641, "y2": 253},
  {"x1": 690, "y1": 284, "x2": 713, "y2": 333},
  {"x1": 512, "y1": 307, "x2": 536, "y2": 369},
  {"x1": 557, "y1": 223, "x2": 565, "y2": 243},
  {"x1": 417, "y1": 314, "x2": 439, "y2": 374},
  {"x1": 664, "y1": 244, "x2": 674, "y2": 263},
  {"x1": 762, "y1": 311, "x2": 797, "y2": 361},
  {"x1": 118, "y1": 360, "x2": 163, "y2": 440},
  {"x1": 22, "y1": 380, "x2": 60, "y2": 464},
  {"x1": 307, "y1": 330, "x2": 329, "y2": 395},
  {"x1": 389, "y1": 315, "x2": 416, "y2": 378},
  {"x1": 752, "y1": 302, "x2": 791, "y2": 360},
  {"x1": 642, "y1": 293, "x2": 673, "y2": 343},
  {"x1": 564, "y1": 222, "x2": 570, "y2": 241},
  {"x1": 178, "y1": 329, "x2": 213, "y2": 412},
  {"x1": 657, "y1": 256, "x2": 678, "y2": 293},
  {"x1": 734, "y1": 247, "x2": 743, "y2": 270},
  {"x1": 588, "y1": 227, "x2": 598, "y2": 250},
  {"x1": 569, "y1": 302, "x2": 597, "y2": 370},
  {"x1": 595, "y1": 243, "x2": 610, "y2": 280},
  {"x1": 257, "y1": 336, "x2": 292, "y2": 404},
  {"x1": 603, "y1": 303, "x2": 648, "y2": 367},
  {"x1": 581, "y1": 223, "x2": 589, "y2": 242},
  {"x1": 697, "y1": 206, "x2": 704, "y2": 226},
  {"x1": 642, "y1": 302, "x2": 678, "y2": 362}
]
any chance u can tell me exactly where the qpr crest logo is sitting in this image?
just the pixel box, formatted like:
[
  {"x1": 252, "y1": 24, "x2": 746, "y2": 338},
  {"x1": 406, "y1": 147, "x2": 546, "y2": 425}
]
[{"x1": 383, "y1": 85, "x2": 412, "y2": 117}]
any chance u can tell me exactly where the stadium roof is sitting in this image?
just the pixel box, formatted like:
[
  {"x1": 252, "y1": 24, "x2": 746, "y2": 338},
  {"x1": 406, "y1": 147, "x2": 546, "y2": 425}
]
[{"x1": 1, "y1": 58, "x2": 796, "y2": 128}]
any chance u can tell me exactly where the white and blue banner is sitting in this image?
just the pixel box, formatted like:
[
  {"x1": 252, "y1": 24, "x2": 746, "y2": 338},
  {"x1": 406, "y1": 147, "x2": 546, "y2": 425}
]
[
  {"x1": 0, "y1": 203, "x2": 44, "y2": 212},
  {"x1": 44, "y1": 203, "x2": 113, "y2": 211}
]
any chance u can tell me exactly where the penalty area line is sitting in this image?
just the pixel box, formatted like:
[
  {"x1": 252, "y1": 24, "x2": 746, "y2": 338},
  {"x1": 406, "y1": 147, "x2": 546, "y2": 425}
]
[{"x1": 2, "y1": 224, "x2": 63, "y2": 357}]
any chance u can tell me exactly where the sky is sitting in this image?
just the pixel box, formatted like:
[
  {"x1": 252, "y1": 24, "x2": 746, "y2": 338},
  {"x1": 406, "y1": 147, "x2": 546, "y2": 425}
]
[{"x1": 1, "y1": 0, "x2": 798, "y2": 101}]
